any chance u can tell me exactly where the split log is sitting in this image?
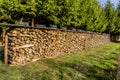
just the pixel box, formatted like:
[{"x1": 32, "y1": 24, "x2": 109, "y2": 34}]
[{"x1": 13, "y1": 44, "x2": 34, "y2": 50}]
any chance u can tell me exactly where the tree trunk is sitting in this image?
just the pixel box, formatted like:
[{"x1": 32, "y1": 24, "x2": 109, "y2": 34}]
[{"x1": 31, "y1": 18, "x2": 34, "y2": 27}]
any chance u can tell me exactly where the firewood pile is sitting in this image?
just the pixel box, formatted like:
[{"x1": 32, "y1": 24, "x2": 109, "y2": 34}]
[{"x1": 7, "y1": 28, "x2": 110, "y2": 65}]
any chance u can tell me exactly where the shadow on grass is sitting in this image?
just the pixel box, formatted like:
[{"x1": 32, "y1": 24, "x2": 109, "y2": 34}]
[
  {"x1": 44, "y1": 58, "x2": 117, "y2": 80},
  {"x1": 112, "y1": 41, "x2": 120, "y2": 43},
  {"x1": 0, "y1": 46, "x2": 4, "y2": 63}
]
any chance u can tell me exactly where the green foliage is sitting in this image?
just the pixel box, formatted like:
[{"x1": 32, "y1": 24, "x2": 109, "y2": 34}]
[
  {"x1": 0, "y1": 0, "x2": 119, "y2": 33},
  {"x1": 57, "y1": 0, "x2": 82, "y2": 27},
  {"x1": 0, "y1": 0, "x2": 13, "y2": 23},
  {"x1": 115, "y1": 1, "x2": 120, "y2": 34},
  {"x1": 36, "y1": 0, "x2": 60, "y2": 25},
  {"x1": 85, "y1": 0, "x2": 107, "y2": 32},
  {"x1": 104, "y1": 0, "x2": 118, "y2": 33}
]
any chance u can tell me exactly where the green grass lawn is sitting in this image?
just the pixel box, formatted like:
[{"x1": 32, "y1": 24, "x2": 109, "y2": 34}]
[{"x1": 0, "y1": 43, "x2": 120, "y2": 80}]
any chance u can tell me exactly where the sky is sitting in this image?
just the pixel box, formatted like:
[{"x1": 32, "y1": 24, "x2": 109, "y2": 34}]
[{"x1": 99, "y1": 0, "x2": 119, "y2": 8}]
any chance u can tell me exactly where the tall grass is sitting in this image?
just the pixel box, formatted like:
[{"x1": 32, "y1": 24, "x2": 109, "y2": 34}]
[{"x1": 0, "y1": 43, "x2": 120, "y2": 80}]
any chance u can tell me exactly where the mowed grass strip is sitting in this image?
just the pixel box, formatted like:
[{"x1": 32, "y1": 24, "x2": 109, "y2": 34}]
[{"x1": 0, "y1": 43, "x2": 120, "y2": 80}]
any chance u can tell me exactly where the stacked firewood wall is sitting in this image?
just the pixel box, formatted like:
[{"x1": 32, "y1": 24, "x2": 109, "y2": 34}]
[{"x1": 7, "y1": 28, "x2": 110, "y2": 65}]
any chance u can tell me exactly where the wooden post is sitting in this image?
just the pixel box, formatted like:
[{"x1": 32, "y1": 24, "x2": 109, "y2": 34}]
[
  {"x1": 31, "y1": 18, "x2": 34, "y2": 27},
  {"x1": 4, "y1": 34, "x2": 8, "y2": 64}
]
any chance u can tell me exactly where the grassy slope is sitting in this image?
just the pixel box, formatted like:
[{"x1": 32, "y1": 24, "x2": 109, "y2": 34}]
[{"x1": 0, "y1": 43, "x2": 120, "y2": 80}]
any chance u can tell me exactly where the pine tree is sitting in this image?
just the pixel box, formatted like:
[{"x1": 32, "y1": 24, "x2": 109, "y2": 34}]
[
  {"x1": 83, "y1": 0, "x2": 107, "y2": 32},
  {"x1": 36, "y1": 0, "x2": 60, "y2": 26},
  {"x1": 0, "y1": 0, "x2": 13, "y2": 23},
  {"x1": 0, "y1": 0, "x2": 118, "y2": 34},
  {"x1": 115, "y1": 1, "x2": 120, "y2": 34},
  {"x1": 23, "y1": 0, "x2": 37, "y2": 26},
  {"x1": 104, "y1": 0, "x2": 117, "y2": 33}
]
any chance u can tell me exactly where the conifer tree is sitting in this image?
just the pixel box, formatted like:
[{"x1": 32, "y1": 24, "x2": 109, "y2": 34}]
[
  {"x1": 115, "y1": 1, "x2": 120, "y2": 34},
  {"x1": 36, "y1": 0, "x2": 60, "y2": 25},
  {"x1": 0, "y1": 0, "x2": 119, "y2": 34},
  {"x1": 12, "y1": 0, "x2": 37, "y2": 26},
  {"x1": 84, "y1": 0, "x2": 107, "y2": 32},
  {"x1": 104, "y1": 0, "x2": 117, "y2": 33},
  {"x1": 23, "y1": 0, "x2": 37, "y2": 26},
  {"x1": 58, "y1": 0, "x2": 81, "y2": 28},
  {"x1": 0, "y1": 0, "x2": 12, "y2": 23}
]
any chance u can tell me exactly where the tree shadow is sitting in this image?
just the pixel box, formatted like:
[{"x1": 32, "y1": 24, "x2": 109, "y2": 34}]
[
  {"x1": 112, "y1": 41, "x2": 120, "y2": 43},
  {"x1": 0, "y1": 46, "x2": 4, "y2": 63},
  {"x1": 44, "y1": 59, "x2": 117, "y2": 80}
]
